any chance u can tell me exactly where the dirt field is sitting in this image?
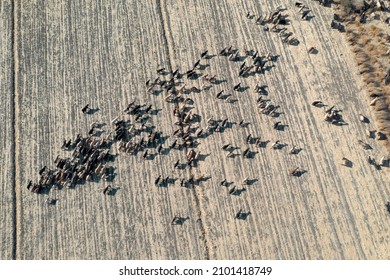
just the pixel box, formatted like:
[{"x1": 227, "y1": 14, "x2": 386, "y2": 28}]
[
  {"x1": 0, "y1": 0, "x2": 389, "y2": 260},
  {"x1": 0, "y1": 0, "x2": 14, "y2": 260}
]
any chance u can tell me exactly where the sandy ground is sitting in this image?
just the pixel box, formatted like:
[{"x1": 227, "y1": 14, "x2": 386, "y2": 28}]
[
  {"x1": 0, "y1": 0, "x2": 389, "y2": 259},
  {"x1": 0, "y1": 0, "x2": 14, "y2": 260}
]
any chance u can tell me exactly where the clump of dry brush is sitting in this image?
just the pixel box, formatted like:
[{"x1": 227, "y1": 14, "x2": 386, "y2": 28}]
[
  {"x1": 337, "y1": 2, "x2": 390, "y2": 150},
  {"x1": 339, "y1": 0, "x2": 354, "y2": 14}
]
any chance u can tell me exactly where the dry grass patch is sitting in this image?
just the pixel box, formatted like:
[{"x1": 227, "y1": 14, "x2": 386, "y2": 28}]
[{"x1": 336, "y1": 5, "x2": 390, "y2": 150}]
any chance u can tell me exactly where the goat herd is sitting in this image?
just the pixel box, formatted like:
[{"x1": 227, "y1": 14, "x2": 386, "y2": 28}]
[{"x1": 27, "y1": 1, "x2": 390, "y2": 221}]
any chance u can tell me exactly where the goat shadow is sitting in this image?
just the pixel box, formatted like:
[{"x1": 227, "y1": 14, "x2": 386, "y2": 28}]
[
  {"x1": 172, "y1": 216, "x2": 190, "y2": 225},
  {"x1": 245, "y1": 151, "x2": 257, "y2": 159},
  {"x1": 235, "y1": 86, "x2": 250, "y2": 93},
  {"x1": 291, "y1": 148, "x2": 303, "y2": 155},
  {"x1": 86, "y1": 107, "x2": 100, "y2": 115},
  {"x1": 230, "y1": 188, "x2": 247, "y2": 196},
  {"x1": 276, "y1": 124, "x2": 288, "y2": 131},
  {"x1": 294, "y1": 170, "x2": 307, "y2": 177},
  {"x1": 106, "y1": 187, "x2": 120, "y2": 196},
  {"x1": 236, "y1": 211, "x2": 251, "y2": 220},
  {"x1": 245, "y1": 178, "x2": 258, "y2": 185},
  {"x1": 259, "y1": 140, "x2": 270, "y2": 148},
  {"x1": 342, "y1": 161, "x2": 353, "y2": 168}
]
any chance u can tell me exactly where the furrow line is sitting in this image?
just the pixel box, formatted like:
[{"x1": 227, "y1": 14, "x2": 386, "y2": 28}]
[
  {"x1": 156, "y1": 0, "x2": 210, "y2": 260},
  {"x1": 11, "y1": 0, "x2": 19, "y2": 260}
]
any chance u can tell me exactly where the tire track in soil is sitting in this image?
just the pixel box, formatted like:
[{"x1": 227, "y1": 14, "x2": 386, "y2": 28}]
[
  {"x1": 11, "y1": 0, "x2": 19, "y2": 260},
  {"x1": 156, "y1": 0, "x2": 211, "y2": 260}
]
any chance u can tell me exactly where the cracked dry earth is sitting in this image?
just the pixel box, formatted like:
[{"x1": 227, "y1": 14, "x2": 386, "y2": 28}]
[{"x1": 0, "y1": 0, "x2": 389, "y2": 260}]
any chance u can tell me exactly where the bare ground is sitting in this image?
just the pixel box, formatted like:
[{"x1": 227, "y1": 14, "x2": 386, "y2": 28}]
[{"x1": 0, "y1": 0, "x2": 389, "y2": 260}]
